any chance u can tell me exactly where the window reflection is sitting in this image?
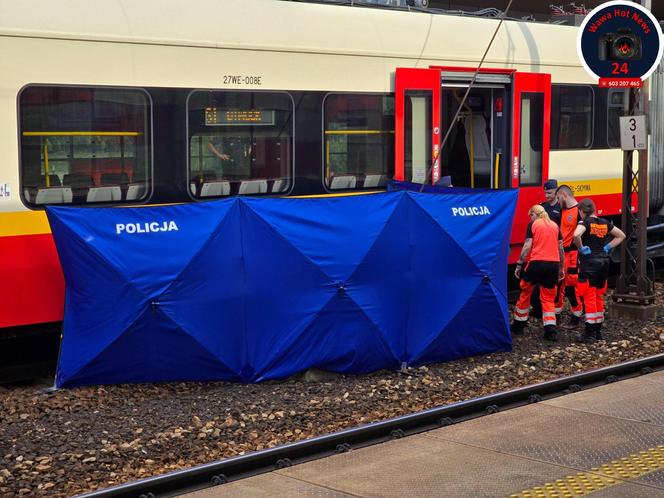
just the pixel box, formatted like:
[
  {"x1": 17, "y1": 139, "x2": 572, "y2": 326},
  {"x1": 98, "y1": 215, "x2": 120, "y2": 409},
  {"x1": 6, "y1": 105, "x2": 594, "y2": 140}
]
[
  {"x1": 19, "y1": 86, "x2": 151, "y2": 205},
  {"x1": 188, "y1": 91, "x2": 293, "y2": 197},
  {"x1": 324, "y1": 94, "x2": 394, "y2": 190}
]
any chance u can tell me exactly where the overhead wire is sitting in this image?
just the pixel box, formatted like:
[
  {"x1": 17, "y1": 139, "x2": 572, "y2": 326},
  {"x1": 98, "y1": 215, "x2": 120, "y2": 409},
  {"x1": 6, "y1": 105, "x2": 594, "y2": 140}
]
[{"x1": 419, "y1": 0, "x2": 515, "y2": 191}]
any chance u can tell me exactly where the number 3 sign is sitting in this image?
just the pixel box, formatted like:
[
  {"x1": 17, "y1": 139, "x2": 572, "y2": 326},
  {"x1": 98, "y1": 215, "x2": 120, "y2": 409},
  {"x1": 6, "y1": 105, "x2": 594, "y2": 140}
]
[{"x1": 619, "y1": 115, "x2": 647, "y2": 150}]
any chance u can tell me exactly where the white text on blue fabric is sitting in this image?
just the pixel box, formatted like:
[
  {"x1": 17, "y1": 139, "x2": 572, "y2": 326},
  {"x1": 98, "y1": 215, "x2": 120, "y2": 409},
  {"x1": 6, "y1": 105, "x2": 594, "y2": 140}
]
[
  {"x1": 451, "y1": 206, "x2": 491, "y2": 217},
  {"x1": 115, "y1": 221, "x2": 179, "y2": 234}
]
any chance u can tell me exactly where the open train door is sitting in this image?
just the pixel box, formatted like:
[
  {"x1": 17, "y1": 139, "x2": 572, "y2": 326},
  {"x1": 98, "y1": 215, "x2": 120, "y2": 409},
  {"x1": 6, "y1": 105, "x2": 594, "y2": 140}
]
[
  {"x1": 394, "y1": 68, "x2": 441, "y2": 185},
  {"x1": 395, "y1": 67, "x2": 551, "y2": 194},
  {"x1": 510, "y1": 72, "x2": 551, "y2": 259}
]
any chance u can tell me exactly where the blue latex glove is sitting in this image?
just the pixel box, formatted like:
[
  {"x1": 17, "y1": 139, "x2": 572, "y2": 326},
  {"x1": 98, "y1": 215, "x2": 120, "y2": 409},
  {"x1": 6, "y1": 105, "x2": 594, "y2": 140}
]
[
  {"x1": 580, "y1": 246, "x2": 591, "y2": 255},
  {"x1": 603, "y1": 243, "x2": 612, "y2": 254}
]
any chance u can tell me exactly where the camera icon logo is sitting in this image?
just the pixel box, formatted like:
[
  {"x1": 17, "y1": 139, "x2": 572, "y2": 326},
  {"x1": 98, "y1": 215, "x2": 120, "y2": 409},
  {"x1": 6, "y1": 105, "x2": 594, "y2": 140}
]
[
  {"x1": 598, "y1": 28, "x2": 642, "y2": 62},
  {"x1": 577, "y1": 0, "x2": 663, "y2": 83}
]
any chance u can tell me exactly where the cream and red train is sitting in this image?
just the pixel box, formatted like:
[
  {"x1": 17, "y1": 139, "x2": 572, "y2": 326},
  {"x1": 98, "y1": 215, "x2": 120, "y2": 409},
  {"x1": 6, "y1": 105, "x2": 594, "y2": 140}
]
[{"x1": 0, "y1": 0, "x2": 659, "y2": 330}]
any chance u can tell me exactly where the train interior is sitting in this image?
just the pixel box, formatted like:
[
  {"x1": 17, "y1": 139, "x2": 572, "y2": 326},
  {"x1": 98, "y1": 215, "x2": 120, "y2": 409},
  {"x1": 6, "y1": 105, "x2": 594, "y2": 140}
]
[
  {"x1": 19, "y1": 87, "x2": 152, "y2": 206},
  {"x1": 403, "y1": 81, "x2": 510, "y2": 189},
  {"x1": 438, "y1": 86, "x2": 509, "y2": 189}
]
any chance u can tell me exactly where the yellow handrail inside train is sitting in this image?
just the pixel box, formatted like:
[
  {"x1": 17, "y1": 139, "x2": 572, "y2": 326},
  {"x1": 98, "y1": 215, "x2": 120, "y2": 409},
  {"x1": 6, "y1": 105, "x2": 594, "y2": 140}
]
[
  {"x1": 44, "y1": 142, "x2": 50, "y2": 187},
  {"x1": 23, "y1": 131, "x2": 143, "y2": 136},
  {"x1": 494, "y1": 153, "x2": 500, "y2": 189},
  {"x1": 325, "y1": 138, "x2": 330, "y2": 180}
]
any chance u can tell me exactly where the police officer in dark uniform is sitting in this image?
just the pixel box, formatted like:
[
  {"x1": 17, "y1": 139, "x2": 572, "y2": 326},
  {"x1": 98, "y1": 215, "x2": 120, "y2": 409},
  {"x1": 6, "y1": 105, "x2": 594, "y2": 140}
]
[{"x1": 541, "y1": 179, "x2": 562, "y2": 225}]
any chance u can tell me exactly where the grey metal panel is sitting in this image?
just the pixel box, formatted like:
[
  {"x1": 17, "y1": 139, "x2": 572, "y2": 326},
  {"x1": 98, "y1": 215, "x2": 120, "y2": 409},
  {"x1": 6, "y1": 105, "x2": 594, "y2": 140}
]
[
  {"x1": 277, "y1": 434, "x2": 603, "y2": 498},
  {"x1": 441, "y1": 71, "x2": 511, "y2": 85},
  {"x1": 183, "y1": 473, "x2": 354, "y2": 497},
  {"x1": 427, "y1": 403, "x2": 664, "y2": 473},
  {"x1": 542, "y1": 374, "x2": 664, "y2": 427}
]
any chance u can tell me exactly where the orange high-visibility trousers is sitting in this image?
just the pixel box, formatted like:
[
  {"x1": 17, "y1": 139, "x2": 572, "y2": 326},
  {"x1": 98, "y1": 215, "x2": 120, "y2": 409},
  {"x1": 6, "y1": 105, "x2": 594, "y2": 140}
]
[
  {"x1": 515, "y1": 279, "x2": 557, "y2": 327},
  {"x1": 576, "y1": 280, "x2": 606, "y2": 324},
  {"x1": 556, "y1": 250, "x2": 583, "y2": 317},
  {"x1": 595, "y1": 281, "x2": 607, "y2": 323}
]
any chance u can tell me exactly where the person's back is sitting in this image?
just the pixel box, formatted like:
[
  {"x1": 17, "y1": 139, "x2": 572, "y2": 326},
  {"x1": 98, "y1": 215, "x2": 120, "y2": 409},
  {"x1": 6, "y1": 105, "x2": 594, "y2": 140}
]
[
  {"x1": 512, "y1": 204, "x2": 563, "y2": 341},
  {"x1": 574, "y1": 198, "x2": 626, "y2": 342},
  {"x1": 579, "y1": 216, "x2": 613, "y2": 261},
  {"x1": 530, "y1": 218, "x2": 561, "y2": 263}
]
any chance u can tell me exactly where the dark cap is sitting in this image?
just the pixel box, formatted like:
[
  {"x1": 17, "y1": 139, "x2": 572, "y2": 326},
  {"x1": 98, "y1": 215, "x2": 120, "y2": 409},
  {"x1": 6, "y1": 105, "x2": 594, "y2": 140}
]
[{"x1": 543, "y1": 179, "x2": 558, "y2": 190}]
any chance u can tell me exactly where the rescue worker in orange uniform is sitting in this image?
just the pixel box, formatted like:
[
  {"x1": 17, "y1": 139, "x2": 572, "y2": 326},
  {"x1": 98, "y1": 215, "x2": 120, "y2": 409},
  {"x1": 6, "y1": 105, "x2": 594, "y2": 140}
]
[
  {"x1": 573, "y1": 198, "x2": 626, "y2": 343},
  {"x1": 530, "y1": 179, "x2": 562, "y2": 320},
  {"x1": 511, "y1": 204, "x2": 564, "y2": 341},
  {"x1": 555, "y1": 185, "x2": 583, "y2": 328}
]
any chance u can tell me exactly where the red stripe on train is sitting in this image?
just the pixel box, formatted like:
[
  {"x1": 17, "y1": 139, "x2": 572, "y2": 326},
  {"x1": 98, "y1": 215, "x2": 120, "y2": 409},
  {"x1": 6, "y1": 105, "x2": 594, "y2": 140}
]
[{"x1": 0, "y1": 233, "x2": 64, "y2": 328}]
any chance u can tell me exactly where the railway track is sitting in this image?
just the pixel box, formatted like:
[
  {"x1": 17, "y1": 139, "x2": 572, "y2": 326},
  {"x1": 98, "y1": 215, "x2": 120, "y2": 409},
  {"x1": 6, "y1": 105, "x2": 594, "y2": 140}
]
[{"x1": 78, "y1": 353, "x2": 664, "y2": 498}]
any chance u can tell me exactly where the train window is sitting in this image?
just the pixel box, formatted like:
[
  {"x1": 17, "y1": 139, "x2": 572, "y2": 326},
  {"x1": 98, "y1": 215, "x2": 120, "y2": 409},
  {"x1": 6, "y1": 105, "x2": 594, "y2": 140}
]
[
  {"x1": 19, "y1": 86, "x2": 151, "y2": 206},
  {"x1": 550, "y1": 85, "x2": 593, "y2": 149},
  {"x1": 607, "y1": 89, "x2": 629, "y2": 148},
  {"x1": 187, "y1": 91, "x2": 293, "y2": 197},
  {"x1": 519, "y1": 92, "x2": 543, "y2": 187},
  {"x1": 323, "y1": 94, "x2": 394, "y2": 190}
]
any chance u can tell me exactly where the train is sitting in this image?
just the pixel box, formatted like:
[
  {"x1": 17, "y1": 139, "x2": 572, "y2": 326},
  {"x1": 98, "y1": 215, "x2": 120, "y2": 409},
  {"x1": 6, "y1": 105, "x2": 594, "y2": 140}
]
[{"x1": 1, "y1": 0, "x2": 663, "y2": 334}]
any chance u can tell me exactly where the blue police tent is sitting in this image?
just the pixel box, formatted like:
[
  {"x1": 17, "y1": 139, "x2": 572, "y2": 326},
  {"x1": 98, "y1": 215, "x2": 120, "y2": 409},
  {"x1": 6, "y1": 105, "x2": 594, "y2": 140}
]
[{"x1": 47, "y1": 189, "x2": 517, "y2": 387}]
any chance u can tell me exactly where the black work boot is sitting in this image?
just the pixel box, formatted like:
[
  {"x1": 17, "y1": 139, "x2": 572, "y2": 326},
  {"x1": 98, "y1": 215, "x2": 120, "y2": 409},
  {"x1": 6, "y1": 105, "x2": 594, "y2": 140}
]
[
  {"x1": 543, "y1": 325, "x2": 557, "y2": 342},
  {"x1": 576, "y1": 323, "x2": 596, "y2": 344},
  {"x1": 511, "y1": 320, "x2": 526, "y2": 336},
  {"x1": 595, "y1": 323, "x2": 603, "y2": 341},
  {"x1": 563, "y1": 314, "x2": 581, "y2": 330}
]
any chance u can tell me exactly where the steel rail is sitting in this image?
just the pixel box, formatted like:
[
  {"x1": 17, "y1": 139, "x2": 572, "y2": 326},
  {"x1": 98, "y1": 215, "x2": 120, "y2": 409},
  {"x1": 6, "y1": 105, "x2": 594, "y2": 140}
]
[{"x1": 78, "y1": 353, "x2": 664, "y2": 498}]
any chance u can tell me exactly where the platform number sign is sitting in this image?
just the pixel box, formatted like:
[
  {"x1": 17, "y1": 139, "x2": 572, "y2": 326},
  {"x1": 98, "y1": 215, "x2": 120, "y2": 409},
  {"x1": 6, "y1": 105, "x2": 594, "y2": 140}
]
[{"x1": 619, "y1": 115, "x2": 647, "y2": 150}]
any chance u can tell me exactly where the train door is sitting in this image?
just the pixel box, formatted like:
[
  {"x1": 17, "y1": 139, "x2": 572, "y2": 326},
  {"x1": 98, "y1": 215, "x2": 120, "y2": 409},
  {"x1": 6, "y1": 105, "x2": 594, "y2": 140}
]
[
  {"x1": 509, "y1": 72, "x2": 551, "y2": 257},
  {"x1": 394, "y1": 67, "x2": 551, "y2": 261},
  {"x1": 395, "y1": 66, "x2": 514, "y2": 189},
  {"x1": 395, "y1": 68, "x2": 441, "y2": 184},
  {"x1": 437, "y1": 68, "x2": 511, "y2": 189}
]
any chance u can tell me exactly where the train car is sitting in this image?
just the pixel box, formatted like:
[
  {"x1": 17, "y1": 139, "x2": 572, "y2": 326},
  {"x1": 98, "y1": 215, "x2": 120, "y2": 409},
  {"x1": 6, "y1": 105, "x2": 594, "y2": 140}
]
[{"x1": 0, "y1": 0, "x2": 660, "y2": 334}]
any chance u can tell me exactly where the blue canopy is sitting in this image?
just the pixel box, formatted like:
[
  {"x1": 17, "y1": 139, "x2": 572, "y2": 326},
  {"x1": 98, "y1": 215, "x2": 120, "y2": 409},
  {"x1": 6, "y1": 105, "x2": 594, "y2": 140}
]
[{"x1": 47, "y1": 189, "x2": 518, "y2": 387}]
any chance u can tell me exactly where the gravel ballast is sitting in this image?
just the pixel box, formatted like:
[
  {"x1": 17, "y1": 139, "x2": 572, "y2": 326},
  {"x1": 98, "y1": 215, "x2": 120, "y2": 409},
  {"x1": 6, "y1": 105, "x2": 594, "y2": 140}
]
[{"x1": 2, "y1": 289, "x2": 663, "y2": 497}]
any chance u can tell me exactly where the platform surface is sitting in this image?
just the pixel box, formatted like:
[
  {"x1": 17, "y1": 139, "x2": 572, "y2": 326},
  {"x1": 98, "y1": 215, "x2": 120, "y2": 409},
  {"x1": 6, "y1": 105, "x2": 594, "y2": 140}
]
[{"x1": 183, "y1": 370, "x2": 664, "y2": 497}]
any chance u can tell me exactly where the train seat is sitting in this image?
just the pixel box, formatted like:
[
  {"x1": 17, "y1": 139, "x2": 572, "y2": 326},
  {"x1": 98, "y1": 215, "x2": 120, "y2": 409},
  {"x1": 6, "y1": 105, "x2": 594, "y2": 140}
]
[
  {"x1": 464, "y1": 114, "x2": 491, "y2": 179},
  {"x1": 40, "y1": 174, "x2": 62, "y2": 187},
  {"x1": 34, "y1": 187, "x2": 73, "y2": 204},
  {"x1": 238, "y1": 180, "x2": 268, "y2": 195},
  {"x1": 86, "y1": 186, "x2": 122, "y2": 203},
  {"x1": 190, "y1": 182, "x2": 197, "y2": 196},
  {"x1": 200, "y1": 181, "x2": 230, "y2": 197},
  {"x1": 126, "y1": 183, "x2": 147, "y2": 201},
  {"x1": 100, "y1": 172, "x2": 130, "y2": 186},
  {"x1": 330, "y1": 175, "x2": 357, "y2": 189},
  {"x1": 63, "y1": 173, "x2": 94, "y2": 188},
  {"x1": 363, "y1": 174, "x2": 387, "y2": 188},
  {"x1": 271, "y1": 178, "x2": 288, "y2": 193}
]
